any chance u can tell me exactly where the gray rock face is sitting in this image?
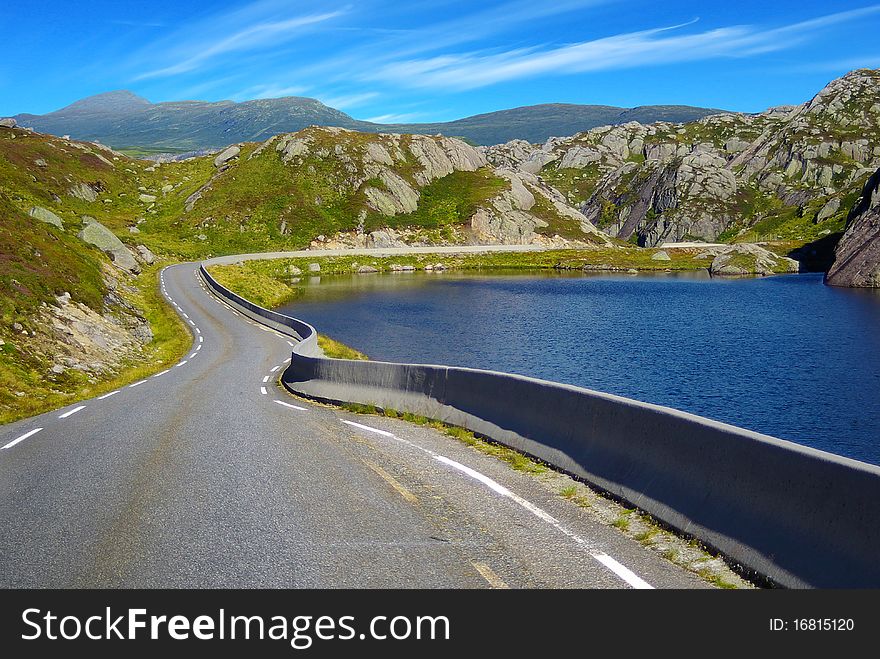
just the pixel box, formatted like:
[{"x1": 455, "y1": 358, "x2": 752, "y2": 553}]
[
  {"x1": 0, "y1": 118, "x2": 16, "y2": 128},
  {"x1": 816, "y1": 198, "x2": 841, "y2": 222},
  {"x1": 69, "y1": 183, "x2": 98, "y2": 202},
  {"x1": 214, "y1": 145, "x2": 241, "y2": 168},
  {"x1": 308, "y1": 262, "x2": 321, "y2": 272},
  {"x1": 78, "y1": 218, "x2": 140, "y2": 273},
  {"x1": 826, "y1": 167, "x2": 880, "y2": 287},
  {"x1": 28, "y1": 206, "x2": 64, "y2": 229},
  {"x1": 709, "y1": 243, "x2": 799, "y2": 277},
  {"x1": 135, "y1": 245, "x2": 156, "y2": 265}
]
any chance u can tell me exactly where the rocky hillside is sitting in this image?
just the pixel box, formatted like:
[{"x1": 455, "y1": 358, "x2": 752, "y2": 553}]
[
  {"x1": 13, "y1": 91, "x2": 725, "y2": 152},
  {"x1": 826, "y1": 166, "x2": 880, "y2": 287},
  {"x1": 484, "y1": 69, "x2": 880, "y2": 249},
  {"x1": 179, "y1": 126, "x2": 609, "y2": 251}
]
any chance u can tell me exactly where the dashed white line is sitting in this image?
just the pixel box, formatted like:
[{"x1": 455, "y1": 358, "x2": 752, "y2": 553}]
[
  {"x1": 592, "y1": 553, "x2": 653, "y2": 590},
  {"x1": 178, "y1": 360, "x2": 188, "y2": 366},
  {"x1": 188, "y1": 320, "x2": 195, "y2": 327},
  {"x1": 189, "y1": 353, "x2": 197, "y2": 359},
  {"x1": 270, "y1": 365, "x2": 281, "y2": 373},
  {"x1": 260, "y1": 387, "x2": 268, "y2": 395},
  {"x1": 59, "y1": 405, "x2": 86, "y2": 419},
  {"x1": 195, "y1": 328, "x2": 201, "y2": 335},
  {"x1": 196, "y1": 344, "x2": 202, "y2": 351},
  {"x1": 182, "y1": 313, "x2": 189, "y2": 319},
  {"x1": 342, "y1": 419, "x2": 655, "y2": 589},
  {"x1": 274, "y1": 400, "x2": 308, "y2": 411},
  {"x1": 198, "y1": 336, "x2": 203, "y2": 343},
  {"x1": 286, "y1": 341, "x2": 294, "y2": 347},
  {"x1": 340, "y1": 419, "x2": 396, "y2": 438},
  {"x1": 2, "y1": 427, "x2": 43, "y2": 450},
  {"x1": 262, "y1": 376, "x2": 271, "y2": 383},
  {"x1": 152, "y1": 369, "x2": 171, "y2": 378},
  {"x1": 98, "y1": 390, "x2": 120, "y2": 400},
  {"x1": 129, "y1": 380, "x2": 147, "y2": 388}
]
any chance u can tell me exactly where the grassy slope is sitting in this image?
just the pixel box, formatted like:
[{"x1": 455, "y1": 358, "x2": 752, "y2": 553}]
[{"x1": 0, "y1": 129, "x2": 194, "y2": 422}]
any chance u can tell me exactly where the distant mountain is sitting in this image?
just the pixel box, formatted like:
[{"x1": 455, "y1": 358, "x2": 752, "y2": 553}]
[{"x1": 13, "y1": 92, "x2": 727, "y2": 151}]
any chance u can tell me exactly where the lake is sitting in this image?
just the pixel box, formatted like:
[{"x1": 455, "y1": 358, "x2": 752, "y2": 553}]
[{"x1": 278, "y1": 271, "x2": 880, "y2": 466}]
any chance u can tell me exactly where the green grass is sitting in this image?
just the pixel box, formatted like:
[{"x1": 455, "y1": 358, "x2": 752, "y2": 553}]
[
  {"x1": 0, "y1": 262, "x2": 191, "y2": 424},
  {"x1": 318, "y1": 334, "x2": 368, "y2": 360},
  {"x1": 366, "y1": 168, "x2": 509, "y2": 232}
]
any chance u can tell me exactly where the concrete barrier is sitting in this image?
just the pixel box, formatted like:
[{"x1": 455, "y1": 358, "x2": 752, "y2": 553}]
[{"x1": 200, "y1": 262, "x2": 880, "y2": 588}]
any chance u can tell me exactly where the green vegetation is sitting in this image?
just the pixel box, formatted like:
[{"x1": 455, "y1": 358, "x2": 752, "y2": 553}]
[
  {"x1": 0, "y1": 262, "x2": 191, "y2": 424},
  {"x1": 366, "y1": 168, "x2": 508, "y2": 233},
  {"x1": 317, "y1": 335, "x2": 368, "y2": 360}
]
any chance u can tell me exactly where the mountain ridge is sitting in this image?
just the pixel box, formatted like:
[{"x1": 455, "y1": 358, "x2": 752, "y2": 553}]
[{"x1": 12, "y1": 91, "x2": 728, "y2": 150}]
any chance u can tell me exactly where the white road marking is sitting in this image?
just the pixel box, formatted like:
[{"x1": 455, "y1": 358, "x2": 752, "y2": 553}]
[
  {"x1": 129, "y1": 380, "x2": 147, "y2": 388},
  {"x1": 592, "y1": 553, "x2": 653, "y2": 590},
  {"x1": 198, "y1": 336, "x2": 203, "y2": 343},
  {"x1": 196, "y1": 344, "x2": 202, "y2": 351},
  {"x1": 262, "y1": 376, "x2": 270, "y2": 383},
  {"x1": 182, "y1": 313, "x2": 189, "y2": 319},
  {"x1": 189, "y1": 353, "x2": 197, "y2": 359},
  {"x1": 345, "y1": 419, "x2": 655, "y2": 589},
  {"x1": 152, "y1": 369, "x2": 170, "y2": 378},
  {"x1": 283, "y1": 358, "x2": 291, "y2": 363},
  {"x1": 270, "y1": 365, "x2": 281, "y2": 373},
  {"x1": 98, "y1": 390, "x2": 120, "y2": 400},
  {"x1": 58, "y1": 405, "x2": 86, "y2": 419},
  {"x1": 188, "y1": 320, "x2": 195, "y2": 326},
  {"x1": 274, "y1": 400, "x2": 308, "y2": 411},
  {"x1": 3, "y1": 428, "x2": 43, "y2": 450},
  {"x1": 287, "y1": 341, "x2": 294, "y2": 347},
  {"x1": 195, "y1": 328, "x2": 201, "y2": 334},
  {"x1": 340, "y1": 419, "x2": 396, "y2": 438},
  {"x1": 260, "y1": 387, "x2": 268, "y2": 395},
  {"x1": 178, "y1": 360, "x2": 188, "y2": 366}
]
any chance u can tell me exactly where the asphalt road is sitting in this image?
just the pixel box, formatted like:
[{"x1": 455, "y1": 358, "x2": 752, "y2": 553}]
[{"x1": 0, "y1": 262, "x2": 709, "y2": 588}]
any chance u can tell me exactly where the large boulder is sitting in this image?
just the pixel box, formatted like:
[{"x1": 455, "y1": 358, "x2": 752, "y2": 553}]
[
  {"x1": 78, "y1": 218, "x2": 140, "y2": 273},
  {"x1": 710, "y1": 243, "x2": 799, "y2": 277},
  {"x1": 826, "y1": 168, "x2": 880, "y2": 287},
  {"x1": 0, "y1": 118, "x2": 16, "y2": 128},
  {"x1": 214, "y1": 145, "x2": 241, "y2": 168},
  {"x1": 29, "y1": 206, "x2": 64, "y2": 229}
]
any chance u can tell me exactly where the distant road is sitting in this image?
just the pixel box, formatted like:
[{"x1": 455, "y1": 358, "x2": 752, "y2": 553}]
[
  {"x1": 0, "y1": 261, "x2": 708, "y2": 588},
  {"x1": 208, "y1": 243, "x2": 550, "y2": 265}
]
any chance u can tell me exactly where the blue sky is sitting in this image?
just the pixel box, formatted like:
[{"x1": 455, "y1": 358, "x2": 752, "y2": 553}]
[{"x1": 3, "y1": 0, "x2": 880, "y2": 120}]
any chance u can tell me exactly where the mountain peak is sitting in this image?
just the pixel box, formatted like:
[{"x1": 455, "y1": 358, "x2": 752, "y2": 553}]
[{"x1": 57, "y1": 90, "x2": 152, "y2": 115}]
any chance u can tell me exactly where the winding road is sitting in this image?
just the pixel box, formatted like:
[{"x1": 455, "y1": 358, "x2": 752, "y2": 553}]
[{"x1": 0, "y1": 261, "x2": 708, "y2": 588}]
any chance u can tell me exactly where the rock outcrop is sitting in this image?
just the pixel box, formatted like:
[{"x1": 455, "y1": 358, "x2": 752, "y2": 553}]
[
  {"x1": 483, "y1": 69, "x2": 880, "y2": 247},
  {"x1": 826, "y1": 167, "x2": 880, "y2": 287},
  {"x1": 29, "y1": 206, "x2": 64, "y2": 229},
  {"x1": 0, "y1": 118, "x2": 16, "y2": 128},
  {"x1": 214, "y1": 145, "x2": 241, "y2": 168},
  {"x1": 709, "y1": 243, "x2": 799, "y2": 277},
  {"x1": 78, "y1": 218, "x2": 140, "y2": 273}
]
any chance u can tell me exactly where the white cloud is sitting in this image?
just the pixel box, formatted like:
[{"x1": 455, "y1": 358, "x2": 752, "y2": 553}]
[
  {"x1": 362, "y1": 5, "x2": 880, "y2": 91},
  {"x1": 364, "y1": 112, "x2": 425, "y2": 123},
  {"x1": 318, "y1": 91, "x2": 380, "y2": 109},
  {"x1": 133, "y1": 4, "x2": 346, "y2": 80}
]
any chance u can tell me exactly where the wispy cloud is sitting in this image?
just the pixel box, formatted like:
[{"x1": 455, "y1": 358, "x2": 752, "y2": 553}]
[
  {"x1": 231, "y1": 83, "x2": 309, "y2": 101},
  {"x1": 317, "y1": 91, "x2": 380, "y2": 109},
  {"x1": 364, "y1": 112, "x2": 425, "y2": 123},
  {"x1": 107, "y1": 19, "x2": 166, "y2": 28},
  {"x1": 131, "y1": 2, "x2": 347, "y2": 81},
  {"x1": 360, "y1": 5, "x2": 880, "y2": 90}
]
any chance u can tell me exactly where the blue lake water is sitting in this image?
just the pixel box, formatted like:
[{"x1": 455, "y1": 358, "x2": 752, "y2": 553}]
[{"x1": 279, "y1": 271, "x2": 880, "y2": 466}]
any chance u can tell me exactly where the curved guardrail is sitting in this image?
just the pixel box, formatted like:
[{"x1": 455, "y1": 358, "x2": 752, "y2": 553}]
[{"x1": 200, "y1": 262, "x2": 880, "y2": 588}]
